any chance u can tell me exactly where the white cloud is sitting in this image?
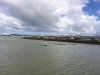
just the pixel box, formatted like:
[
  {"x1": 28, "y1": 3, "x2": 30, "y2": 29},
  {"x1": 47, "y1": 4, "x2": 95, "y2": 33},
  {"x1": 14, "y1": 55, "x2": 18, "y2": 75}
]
[
  {"x1": 0, "y1": 0, "x2": 100, "y2": 35},
  {"x1": 97, "y1": 10, "x2": 100, "y2": 15},
  {"x1": 0, "y1": 13, "x2": 26, "y2": 34}
]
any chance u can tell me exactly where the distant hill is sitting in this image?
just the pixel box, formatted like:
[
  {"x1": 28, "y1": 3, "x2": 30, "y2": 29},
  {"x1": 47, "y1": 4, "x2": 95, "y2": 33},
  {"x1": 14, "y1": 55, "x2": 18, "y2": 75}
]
[{"x1": 11, "y1": 34, "x2": 29, "y2": 36}]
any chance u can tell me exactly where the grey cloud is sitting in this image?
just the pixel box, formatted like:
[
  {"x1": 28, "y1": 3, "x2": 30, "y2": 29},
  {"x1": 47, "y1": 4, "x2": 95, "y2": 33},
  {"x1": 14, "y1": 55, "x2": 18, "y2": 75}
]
[
  {"x1": 0, "y1": 0, "x2": 59, "y2": 31},
  {"x1": 0, "y1": 0, "x2": 100, "y2": 35}
]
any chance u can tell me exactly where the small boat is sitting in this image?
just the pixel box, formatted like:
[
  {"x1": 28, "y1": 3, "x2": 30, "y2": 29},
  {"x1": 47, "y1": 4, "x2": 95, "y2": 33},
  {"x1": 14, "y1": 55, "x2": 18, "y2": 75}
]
[
  {"x1": 55, "y1": 42, "x2": 66, "y2": 45},
  {"x1": 39, "y1": 44, "x2": 48, "y2": 46},
  {"x1": 69, "y1": 43, "x2": 76, "y2": 45}
]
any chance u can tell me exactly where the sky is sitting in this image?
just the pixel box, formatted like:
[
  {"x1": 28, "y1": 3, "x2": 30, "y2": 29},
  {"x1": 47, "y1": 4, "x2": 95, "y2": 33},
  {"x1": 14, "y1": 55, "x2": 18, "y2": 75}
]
[{"x1": 0, "y1": 0, "x2": 100, "y2": 36}]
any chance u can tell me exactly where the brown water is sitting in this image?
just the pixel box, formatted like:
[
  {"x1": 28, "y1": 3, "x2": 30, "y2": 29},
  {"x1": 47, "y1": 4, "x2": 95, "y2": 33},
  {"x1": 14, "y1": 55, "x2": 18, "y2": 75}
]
[{"x1": 0, "y1": 36, "x2": 100, "y2": 75}]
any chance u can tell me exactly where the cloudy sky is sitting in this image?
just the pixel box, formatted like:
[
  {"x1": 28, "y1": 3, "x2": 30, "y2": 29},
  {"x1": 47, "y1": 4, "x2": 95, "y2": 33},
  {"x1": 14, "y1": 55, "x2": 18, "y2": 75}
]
[{"x1": 0, "y1": 0, "x2": 100, "y2": 35}]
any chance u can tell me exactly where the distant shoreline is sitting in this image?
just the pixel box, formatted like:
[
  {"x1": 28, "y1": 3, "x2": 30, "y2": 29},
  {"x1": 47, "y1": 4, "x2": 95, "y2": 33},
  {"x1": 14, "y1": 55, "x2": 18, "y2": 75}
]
[{"x1": 22, "y1": 36, "x2": 100, "y2": 45}]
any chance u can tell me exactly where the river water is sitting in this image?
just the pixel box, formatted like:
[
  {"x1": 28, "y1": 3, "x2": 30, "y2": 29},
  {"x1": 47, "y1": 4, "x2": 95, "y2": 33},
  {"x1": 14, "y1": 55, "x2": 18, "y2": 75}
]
[{"x1": 0, "y1": 36, "x2": 100, "y2": 75}]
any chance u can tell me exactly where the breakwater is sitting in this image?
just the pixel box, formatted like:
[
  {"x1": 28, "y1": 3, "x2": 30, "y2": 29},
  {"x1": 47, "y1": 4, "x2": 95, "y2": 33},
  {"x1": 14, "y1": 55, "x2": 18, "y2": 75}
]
[{"x1": 22, "y1": 36, "x2": 100, "y2": 45}]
